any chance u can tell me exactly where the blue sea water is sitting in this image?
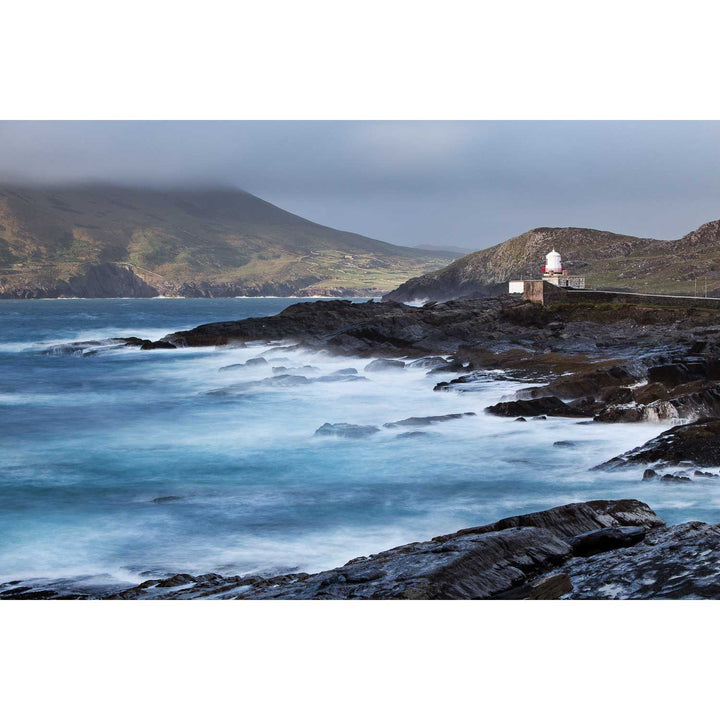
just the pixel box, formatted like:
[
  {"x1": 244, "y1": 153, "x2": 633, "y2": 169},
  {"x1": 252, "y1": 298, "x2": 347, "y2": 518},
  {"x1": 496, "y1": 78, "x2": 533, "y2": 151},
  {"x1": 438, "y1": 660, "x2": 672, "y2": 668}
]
[{"x1": 1, "y1": 297, "x2": 718, "y2": 592}]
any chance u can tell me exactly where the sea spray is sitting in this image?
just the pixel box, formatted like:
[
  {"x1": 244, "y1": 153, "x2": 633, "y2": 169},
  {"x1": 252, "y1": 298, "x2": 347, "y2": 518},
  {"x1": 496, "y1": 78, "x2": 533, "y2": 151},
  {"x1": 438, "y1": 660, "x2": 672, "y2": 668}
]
[{"x1": 2, "y1": 297, "x2": 718, "y2": 595}]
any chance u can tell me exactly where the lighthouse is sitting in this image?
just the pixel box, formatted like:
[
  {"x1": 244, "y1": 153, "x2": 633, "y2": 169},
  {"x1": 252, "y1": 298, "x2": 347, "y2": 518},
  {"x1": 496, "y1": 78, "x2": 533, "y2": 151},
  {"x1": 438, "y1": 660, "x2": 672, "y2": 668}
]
[
  {"x1": 540, "y1": 249, "x2": 585, "y2": 288},
  {"x1": 543, "y1": 249, "x2": 563, "y2": 275},
  {"x1": 507, "y1": 248, "x2": 585, "y2": 294}
]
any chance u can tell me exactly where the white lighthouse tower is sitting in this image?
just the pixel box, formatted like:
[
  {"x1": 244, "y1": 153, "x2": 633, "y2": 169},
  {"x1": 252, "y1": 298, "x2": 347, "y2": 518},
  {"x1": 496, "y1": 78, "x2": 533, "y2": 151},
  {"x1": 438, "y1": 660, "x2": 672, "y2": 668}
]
[{"x1": 544, "y1": 249, "x2": 563, "y2": 274}]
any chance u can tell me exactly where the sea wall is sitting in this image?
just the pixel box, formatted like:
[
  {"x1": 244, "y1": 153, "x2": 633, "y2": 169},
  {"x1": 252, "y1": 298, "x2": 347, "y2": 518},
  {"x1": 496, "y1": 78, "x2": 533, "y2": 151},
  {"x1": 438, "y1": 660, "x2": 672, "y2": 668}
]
[{"x1": 524, "y1": 281, "x2": 720, "y2": 309}]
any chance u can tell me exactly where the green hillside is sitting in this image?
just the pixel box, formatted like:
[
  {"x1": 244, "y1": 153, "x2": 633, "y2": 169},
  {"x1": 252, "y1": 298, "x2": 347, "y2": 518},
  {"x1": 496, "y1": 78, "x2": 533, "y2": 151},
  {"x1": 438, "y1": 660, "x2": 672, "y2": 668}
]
[{"x1": 0, "y1": 184, "x2": 452, "y2": 298}]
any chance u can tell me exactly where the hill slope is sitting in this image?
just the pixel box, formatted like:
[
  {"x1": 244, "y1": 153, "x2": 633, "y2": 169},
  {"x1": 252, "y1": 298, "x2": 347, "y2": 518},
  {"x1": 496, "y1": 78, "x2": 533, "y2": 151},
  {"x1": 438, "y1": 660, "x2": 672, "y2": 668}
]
[
  {"x1": 384, "y1": 222, "x2": 720, "y2": 302},
  {"x1": 0, "y1": 184, "x2": 451, "y2": 298}
]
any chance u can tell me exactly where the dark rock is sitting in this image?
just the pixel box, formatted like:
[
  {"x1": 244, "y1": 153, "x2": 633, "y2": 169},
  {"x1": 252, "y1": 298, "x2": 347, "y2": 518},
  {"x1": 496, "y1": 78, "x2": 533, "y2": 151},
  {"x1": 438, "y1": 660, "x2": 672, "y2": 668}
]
[
  {"x1": 101, "y1": 499, "x2": 663, "y2": 599},
  {"x1": 632, "y1": 382, "x2": 669, "y2": 405},
  {"x1": 520, "y1": 366, "x2": 638, "y2": 402},
  {"x1": 139, "y1": 340, "x2": 176, "y2": 350},
  {"x1": 526, "y1": 573, "x2": 573, "y2": 599},
  {"x1": 643, "y1": 469, "x2": 658, "y2": 480},
  {"x1": 246, "y1": 357, "x2": 268, "y2": 367},
  {"x1": 596, "y1": 418, "x2": 720, "y2": 469},
  {"x1": 568, "y1": 526, "x2": 647, "y2": 557},
  {"x1": 1, "y1": 590, "x2": 58, "y2": 600},
  {"x1": 433, "y1": 499, "x2": 663, "y2": 542},
  {"x1": 660, "y1": 474, "x2": 692, "y2": 483},
  {"x1": 515, "y1": 417, "x2": 527, "y2": 422},
  {"x1": 116, "y1": 336, "x2": 146, "y2": 347},
  {"x1": 314, "y1": 423, "x2": 380, "y2": 439},
  {"x1": 597, "y1": 386, "x2": 634, "y2": 404},
  {"x1": 156, "y1": 574, "x2": 196, "y2": 588},
  {"x1": 426, "y1": 360, "x2": 467, "y2": 374},
  {"x1": 383, "y1": 412, "x2": 476, "y2": 428},
  {"x1": 364, "y1": 359, "x2": 405, "y2": 372},
  {"x1": 406, "y1": 356, "x2": 450, "y2": 370},
  {"x1": 553, "y1": 440, "x2": 575, "y2": 447},
  {"x1": 151, "y1": 496, "x2": 183, "y2": 503},
  {"x1": 532, "y1": 415, "x2": 548, "y2": 421},
  {"x1": 649, "y1": 363, "x2": 702, "y2": 387},
  {"x1": 695, "y1": 470, "x2": 718, "y2": 477},
  {"x1": 563, "y1": 521, "x2": 720, "y2": 599},
  {"x1": 332, "y1": 368, "x2": 358, "y2": 375},
  {"x1": 486, "y1": 396, "x2": 587, "y2": 418},
  {"x1": 594, "y1": 406, "x2": 645, "y2": 423}
]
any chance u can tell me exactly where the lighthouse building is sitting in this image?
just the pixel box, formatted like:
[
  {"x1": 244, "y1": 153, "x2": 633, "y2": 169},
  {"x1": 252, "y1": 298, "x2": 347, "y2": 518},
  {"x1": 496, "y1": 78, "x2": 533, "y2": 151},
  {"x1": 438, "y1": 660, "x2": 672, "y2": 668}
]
[
  {"x1": 541, "y1": 249, "x2": 585, "y2": 288},
  {"x1": 508, "y1": 249, "x2": 585, "y2": 293}
]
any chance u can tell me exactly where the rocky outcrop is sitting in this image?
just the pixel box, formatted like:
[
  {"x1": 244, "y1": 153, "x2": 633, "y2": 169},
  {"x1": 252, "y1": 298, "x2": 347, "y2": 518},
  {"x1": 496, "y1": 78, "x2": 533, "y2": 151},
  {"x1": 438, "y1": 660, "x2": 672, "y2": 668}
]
[
  {"x1": 161, "y1": 297, "x2": 543, "y2": 353},
  {"x1": 92, "y1": 499, "x2": 662, "y2": 600},
  {"x1": 596, "y1": 418, "x2": 720, "y2": 469},
  {"x1": 485, "y1": 396, "x2": 588, "y2": 418},
  {"x1": 0, "y1": 263, "x2": 160, "y2": 299},
  {"x1": 15, "y1": 499, "x2": 720, "y2": 600},
  {"x1": 383, "y1": 412, "x2": 476, "y2": 428},
  {"x1": 156, "y1": 295, "x2": 717, "y2": 361},
  {"x1": 563, "y1": 521, "x2": 720, "y2": 599}
]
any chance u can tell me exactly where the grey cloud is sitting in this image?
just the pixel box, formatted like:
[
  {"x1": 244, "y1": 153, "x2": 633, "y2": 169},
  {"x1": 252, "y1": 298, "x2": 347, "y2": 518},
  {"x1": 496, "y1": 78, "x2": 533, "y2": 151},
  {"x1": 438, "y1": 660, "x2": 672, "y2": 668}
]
[{"x1": 1, "y1": 120, "x2": 719, "y2": 248}]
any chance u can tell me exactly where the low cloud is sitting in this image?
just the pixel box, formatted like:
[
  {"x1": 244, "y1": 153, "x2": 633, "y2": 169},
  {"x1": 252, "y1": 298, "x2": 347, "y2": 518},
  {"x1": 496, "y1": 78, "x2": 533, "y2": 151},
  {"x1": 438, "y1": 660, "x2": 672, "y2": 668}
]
[{"x1": 1, "y1": 121, "x2": 719, "y2": 248}]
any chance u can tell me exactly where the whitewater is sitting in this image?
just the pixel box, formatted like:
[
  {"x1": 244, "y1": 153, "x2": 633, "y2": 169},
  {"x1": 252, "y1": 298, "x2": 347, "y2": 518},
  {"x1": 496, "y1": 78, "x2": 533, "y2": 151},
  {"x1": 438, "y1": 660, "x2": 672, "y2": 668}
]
[{"x1": 1, "y1": 297, "x2": 717, "y2": 594}]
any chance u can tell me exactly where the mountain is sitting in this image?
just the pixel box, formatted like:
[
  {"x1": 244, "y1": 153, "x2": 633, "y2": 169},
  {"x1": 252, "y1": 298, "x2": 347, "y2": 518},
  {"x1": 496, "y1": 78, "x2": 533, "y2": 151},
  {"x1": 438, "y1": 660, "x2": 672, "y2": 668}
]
[
  {"x1": 384, "y1": 221, "x2": 720, "y2": 302},
  {"x1": 0, "y1": 184, "x2": 452, "y2": 298}
]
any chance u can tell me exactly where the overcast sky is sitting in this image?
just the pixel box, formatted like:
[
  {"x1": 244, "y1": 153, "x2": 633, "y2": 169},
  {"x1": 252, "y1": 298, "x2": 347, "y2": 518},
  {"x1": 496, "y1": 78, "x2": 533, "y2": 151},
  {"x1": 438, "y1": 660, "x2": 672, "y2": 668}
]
[{"x1": 1, "y1": 121, "x2": 719, "y2": 250}]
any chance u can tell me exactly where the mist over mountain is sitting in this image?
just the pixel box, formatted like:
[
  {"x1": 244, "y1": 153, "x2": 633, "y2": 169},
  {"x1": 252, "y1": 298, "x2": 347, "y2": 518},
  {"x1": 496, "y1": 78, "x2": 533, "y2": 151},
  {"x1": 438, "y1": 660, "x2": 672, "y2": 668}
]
[
  {"x1": 0, "y1": 184, "x2": 451, "y2": 298},
  {"x1": 385, "y1": 221, "x2": 720, "y2": 302}
]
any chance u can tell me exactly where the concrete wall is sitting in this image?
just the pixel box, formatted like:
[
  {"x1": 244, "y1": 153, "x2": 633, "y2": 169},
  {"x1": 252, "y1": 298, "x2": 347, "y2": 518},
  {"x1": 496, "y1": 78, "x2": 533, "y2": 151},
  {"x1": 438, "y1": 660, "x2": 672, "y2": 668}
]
[
  {"x1": 523, "y1": 281, "x2": 567, "y2": 305},
  {"x1": 523, "y1": 281, "x2": 720, "y2": 309}
]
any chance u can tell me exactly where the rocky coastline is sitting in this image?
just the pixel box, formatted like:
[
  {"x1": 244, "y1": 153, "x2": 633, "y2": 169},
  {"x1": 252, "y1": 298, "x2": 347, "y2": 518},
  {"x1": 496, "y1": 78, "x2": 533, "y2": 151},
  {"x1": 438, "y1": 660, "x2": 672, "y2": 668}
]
[
  {"x1": 5, "y1": 498, "x2": 720, "y2": 599},
  {"x1": 12, "y1": 294, "x2": 720, "y2": 599}
]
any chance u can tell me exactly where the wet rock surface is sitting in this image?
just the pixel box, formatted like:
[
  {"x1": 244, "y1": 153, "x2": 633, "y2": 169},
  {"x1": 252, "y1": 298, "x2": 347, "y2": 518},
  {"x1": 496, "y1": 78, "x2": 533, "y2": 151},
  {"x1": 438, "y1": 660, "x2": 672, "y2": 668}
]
[
  {"x1": 383, "y1": 412, "x2": 476, "y2": 428},
  {"x1": 563, "y1": 522, "x2": 720, "y2": 599},
  {"x1": 9, "y1": 499, "x2": 720, "y2": 600},
  {"x1": 486, "y1": 396, "x2": 588, "y2": 418},
  {"x1": 364, "y1": 358, "x2": 406, "y2": 371},
  {"x1": 596, "y1": 418, "x2": 720, "y2": 468}
]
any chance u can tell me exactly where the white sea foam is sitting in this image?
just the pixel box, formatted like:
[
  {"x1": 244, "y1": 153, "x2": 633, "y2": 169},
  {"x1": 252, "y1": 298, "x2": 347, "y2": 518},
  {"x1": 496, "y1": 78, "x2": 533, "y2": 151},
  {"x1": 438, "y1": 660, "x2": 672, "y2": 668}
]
[{"x1": 3, "y1": 299, "x2": 716, "y2": 590}]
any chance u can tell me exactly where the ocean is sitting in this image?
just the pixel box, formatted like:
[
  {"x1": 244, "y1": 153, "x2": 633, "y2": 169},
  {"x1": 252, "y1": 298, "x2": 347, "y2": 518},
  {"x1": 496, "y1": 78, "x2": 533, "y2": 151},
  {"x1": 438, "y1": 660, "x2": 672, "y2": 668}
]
[{"x1": 0, "y1": 297, "x2": 714, "y2": 594}]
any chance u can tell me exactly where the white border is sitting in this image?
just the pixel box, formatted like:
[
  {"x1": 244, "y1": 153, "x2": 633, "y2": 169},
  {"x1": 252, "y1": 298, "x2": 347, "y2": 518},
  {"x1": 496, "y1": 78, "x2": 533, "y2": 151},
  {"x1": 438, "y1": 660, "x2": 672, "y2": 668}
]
[
  {"x1": 3, "y1": 0, "x2": 720, "y2": 120},
  {"x1": 4, "y1": 1, "x2": 720, "y2": 715}
]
